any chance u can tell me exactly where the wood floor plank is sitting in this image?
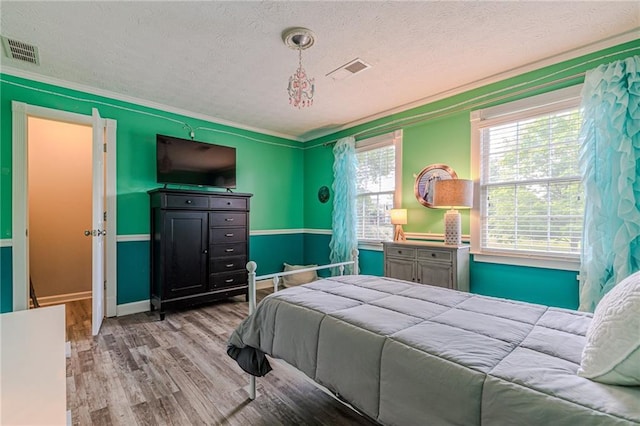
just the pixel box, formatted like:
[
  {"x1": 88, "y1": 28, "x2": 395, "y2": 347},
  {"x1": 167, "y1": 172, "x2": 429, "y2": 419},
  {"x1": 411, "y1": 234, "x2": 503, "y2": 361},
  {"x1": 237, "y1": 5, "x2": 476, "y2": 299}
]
[
  {"x1": 64, "y1": 296, "x2": 377, "y2": 425},
  {"x1": 89, "y1": 406, "x2": 113, "y2": 426}
]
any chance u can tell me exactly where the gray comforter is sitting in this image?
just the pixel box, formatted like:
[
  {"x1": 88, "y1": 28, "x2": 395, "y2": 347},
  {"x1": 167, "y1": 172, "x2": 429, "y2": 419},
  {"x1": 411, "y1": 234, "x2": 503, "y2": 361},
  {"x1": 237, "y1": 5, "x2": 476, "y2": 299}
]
[{"x1": 228, "y1": 275, "x2": 640, "y2": 425}]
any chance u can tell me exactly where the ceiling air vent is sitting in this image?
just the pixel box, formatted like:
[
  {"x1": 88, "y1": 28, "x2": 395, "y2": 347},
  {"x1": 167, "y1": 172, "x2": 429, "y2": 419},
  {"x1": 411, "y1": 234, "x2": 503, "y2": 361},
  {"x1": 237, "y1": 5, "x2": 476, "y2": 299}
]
[
  {"x1": 326, "y1": 58, "x2": 371, "y2": 81},
  {"x1": 1, "y1": 36, "x2": 40, "y2": 65}
]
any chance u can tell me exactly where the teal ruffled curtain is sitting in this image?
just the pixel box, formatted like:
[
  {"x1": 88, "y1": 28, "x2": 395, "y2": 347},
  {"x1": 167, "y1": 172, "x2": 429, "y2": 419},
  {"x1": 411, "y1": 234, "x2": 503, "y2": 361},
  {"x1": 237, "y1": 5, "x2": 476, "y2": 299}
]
[
  {"x1": 329, "y1": 136, "x2": 358, "y2": 274},
  {"x1": 579, "y1": 55, "x2": 640, "y2": 311}
]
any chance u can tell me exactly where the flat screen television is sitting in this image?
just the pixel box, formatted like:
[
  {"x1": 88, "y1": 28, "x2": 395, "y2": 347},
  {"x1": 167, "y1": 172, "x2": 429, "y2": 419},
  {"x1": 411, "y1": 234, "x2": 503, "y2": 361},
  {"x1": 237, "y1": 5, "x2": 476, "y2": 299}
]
[{"x1": 156, "y1": 134, "x2": 236, "y2": 188}]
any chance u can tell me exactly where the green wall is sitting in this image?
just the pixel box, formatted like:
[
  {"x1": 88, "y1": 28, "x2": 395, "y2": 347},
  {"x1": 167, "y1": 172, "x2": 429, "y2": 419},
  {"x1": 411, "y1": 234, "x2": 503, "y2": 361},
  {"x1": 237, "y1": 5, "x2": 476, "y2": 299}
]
[
  {"x1": 2, "y1": 39, "x2": 638, "y2": 313},
  {"x1": 0, "y1": 73, "x2": 304, "y2": 238},
  {"x1": 0, "y1": 73, "x2": 306, "y2": 312}
]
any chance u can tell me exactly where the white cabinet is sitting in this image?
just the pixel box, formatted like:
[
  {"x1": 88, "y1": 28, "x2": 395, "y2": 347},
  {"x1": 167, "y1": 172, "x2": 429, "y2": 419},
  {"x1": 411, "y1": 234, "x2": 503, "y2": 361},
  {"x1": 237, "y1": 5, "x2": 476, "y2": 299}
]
[
  {"x1": 383, "y1": 241, "x2": 469, "y2": 291},
  {"x1": 0, "y1": 305, "x2": 67, "y2": 425}
]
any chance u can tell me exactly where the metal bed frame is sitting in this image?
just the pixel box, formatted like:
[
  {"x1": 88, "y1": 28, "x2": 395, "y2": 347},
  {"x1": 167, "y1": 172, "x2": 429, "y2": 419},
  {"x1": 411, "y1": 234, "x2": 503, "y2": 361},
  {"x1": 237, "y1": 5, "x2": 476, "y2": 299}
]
[{"x1": 244, "y1": 250, "x2": 359, "y2": 399}]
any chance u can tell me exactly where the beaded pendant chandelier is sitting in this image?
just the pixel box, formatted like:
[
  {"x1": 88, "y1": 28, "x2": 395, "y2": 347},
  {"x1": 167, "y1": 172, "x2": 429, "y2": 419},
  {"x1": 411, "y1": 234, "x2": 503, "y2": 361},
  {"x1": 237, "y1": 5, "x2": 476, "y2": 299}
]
[{"x1": 283, "y1": 28, "x2": 315, "y2": 108}]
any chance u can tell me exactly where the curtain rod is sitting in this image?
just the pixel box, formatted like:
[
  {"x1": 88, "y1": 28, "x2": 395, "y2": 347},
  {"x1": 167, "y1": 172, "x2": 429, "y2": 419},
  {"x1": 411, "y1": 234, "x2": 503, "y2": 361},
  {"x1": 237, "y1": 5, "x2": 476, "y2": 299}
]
[{"x1": 321, "y1": 71, "x2": 586, "y2": 147}]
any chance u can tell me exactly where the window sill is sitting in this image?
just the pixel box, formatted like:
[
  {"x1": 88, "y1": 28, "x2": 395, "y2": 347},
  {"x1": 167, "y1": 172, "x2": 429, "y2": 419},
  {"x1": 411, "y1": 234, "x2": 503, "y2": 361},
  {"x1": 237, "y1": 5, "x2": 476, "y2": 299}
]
[
  {"x1": 472, "y1": 252, "x2": 580, "y2": 271},
  {"x1": 358, "y1": 241, "x2": 385, "y2": 251}
]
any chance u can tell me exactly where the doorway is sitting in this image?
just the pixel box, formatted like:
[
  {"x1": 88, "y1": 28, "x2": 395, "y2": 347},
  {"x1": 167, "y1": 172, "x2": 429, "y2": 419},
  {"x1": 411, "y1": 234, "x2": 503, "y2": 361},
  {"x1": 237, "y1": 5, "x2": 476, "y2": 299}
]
[
  {"x1": 11, "y1": 102, "x2": 117, "y2": 335},
  {"x1": 27, "y1": 117, "x2": 93, "y2": 309}
]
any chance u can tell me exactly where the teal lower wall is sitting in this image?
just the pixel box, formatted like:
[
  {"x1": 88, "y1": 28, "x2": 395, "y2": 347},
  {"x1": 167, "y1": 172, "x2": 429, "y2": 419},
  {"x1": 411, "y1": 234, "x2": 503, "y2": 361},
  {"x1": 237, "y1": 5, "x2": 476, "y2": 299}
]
[
  {"x1": 117, "y1": 241, "x2": 150, "y2": 305},
  {"x1": 470, "y1": 257, "x2": 579, "y2": 309},
  {"x1": 1, "y1": 234, "x2": 579, "y2": 312},
  {"x1": 303, "y1": 233, "x2": 331, "y2": 271},
  {"x1": 1, "y1": 246, "x2": 12, "y2": 313},
  {"x1": 302, "y1": 234, "x2": 383, "y2": 277},
  {"x1": 359, "y1": 249, "x2": 384, "y2": 276},
  {"x1": 250, "y1": 233, "x2": 304, "y2": 276}
]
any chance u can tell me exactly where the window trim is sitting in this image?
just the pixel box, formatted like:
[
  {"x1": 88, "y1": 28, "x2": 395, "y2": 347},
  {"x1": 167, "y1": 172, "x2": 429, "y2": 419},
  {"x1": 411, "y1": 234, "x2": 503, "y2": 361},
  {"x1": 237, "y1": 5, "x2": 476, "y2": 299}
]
[
  {"x1": 470, "y1": 85, "x2": 583, "y2": 270},
  {"x1": 355, "y1": 130, "x2": 403, "y2": 244}
]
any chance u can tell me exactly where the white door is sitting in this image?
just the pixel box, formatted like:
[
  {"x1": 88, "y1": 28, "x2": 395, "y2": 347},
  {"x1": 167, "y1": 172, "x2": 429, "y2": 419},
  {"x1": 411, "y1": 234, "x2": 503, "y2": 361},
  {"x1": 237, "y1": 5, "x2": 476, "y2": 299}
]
[{"x1": 91, "y1": 109, "x2": 105, "y2": 335}]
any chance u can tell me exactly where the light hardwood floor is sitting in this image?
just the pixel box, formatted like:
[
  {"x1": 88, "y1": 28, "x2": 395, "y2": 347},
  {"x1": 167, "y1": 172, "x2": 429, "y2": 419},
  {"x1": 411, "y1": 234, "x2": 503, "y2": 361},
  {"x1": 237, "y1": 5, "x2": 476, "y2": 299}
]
[{"x1": 65, "y1": 294, "x2": 376, "y2": 425}]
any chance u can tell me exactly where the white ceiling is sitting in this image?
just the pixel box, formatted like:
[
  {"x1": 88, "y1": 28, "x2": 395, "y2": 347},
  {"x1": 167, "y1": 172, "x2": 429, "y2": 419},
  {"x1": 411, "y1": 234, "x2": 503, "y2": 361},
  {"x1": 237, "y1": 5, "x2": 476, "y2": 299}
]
[{"x1": 1, "y1": 1, "x2": 638, "y2": 141}]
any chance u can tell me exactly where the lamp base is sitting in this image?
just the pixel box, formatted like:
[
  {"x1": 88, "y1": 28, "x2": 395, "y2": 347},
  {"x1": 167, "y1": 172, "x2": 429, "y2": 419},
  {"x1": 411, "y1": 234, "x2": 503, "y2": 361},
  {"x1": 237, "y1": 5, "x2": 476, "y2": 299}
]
[
  {"x1": 443, "y1": 209, "x2": 461, "y2": 245},
  {"x1": 393, "y1": 224, "x2": 406, "y2": 242}
]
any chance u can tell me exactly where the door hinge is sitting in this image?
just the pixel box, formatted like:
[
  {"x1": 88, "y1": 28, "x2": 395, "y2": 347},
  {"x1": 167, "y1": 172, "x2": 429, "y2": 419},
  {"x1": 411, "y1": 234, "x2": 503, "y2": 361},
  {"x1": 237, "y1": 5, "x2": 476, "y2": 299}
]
[
  {"x1": 103, "y1": 143, "x2": 107, "y2": 153},
  {"x1": 104, "y1": 211, "x2": 107, "y2": 221}
]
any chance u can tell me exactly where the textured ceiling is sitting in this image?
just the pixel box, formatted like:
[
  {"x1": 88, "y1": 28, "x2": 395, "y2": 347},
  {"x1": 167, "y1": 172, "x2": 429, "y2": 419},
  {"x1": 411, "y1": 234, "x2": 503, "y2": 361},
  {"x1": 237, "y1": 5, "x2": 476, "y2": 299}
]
[{"x1": 1, "y1": 1, "x2": 638, "y2": 141}]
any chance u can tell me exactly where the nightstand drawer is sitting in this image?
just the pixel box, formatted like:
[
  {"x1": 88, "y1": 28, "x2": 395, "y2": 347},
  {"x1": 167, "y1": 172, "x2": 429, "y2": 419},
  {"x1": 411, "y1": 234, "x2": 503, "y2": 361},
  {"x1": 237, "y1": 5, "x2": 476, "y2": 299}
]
[
  {"x1": 418, "y1": 249, "x2": 452, "y2": 262},
  {"x1": 385, "y1": 247, "x2": 416, "y2": 258}
]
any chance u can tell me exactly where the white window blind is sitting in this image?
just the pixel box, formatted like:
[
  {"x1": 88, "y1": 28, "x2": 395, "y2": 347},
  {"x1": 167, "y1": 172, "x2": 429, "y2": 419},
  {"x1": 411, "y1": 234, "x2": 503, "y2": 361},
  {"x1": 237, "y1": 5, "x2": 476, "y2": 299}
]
[
  {"x1": 355, "y1": 131, "x2": 402, "y2": 241},
  {"x1": 472, "y1": 86, "x2": 584, "y2": 263}
]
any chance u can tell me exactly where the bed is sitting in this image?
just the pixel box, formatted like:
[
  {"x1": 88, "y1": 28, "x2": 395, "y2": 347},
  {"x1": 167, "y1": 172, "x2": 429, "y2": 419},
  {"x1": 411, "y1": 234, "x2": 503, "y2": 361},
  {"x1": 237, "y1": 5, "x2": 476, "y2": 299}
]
[{"x1": 228, "y1": 263, "x2": 640, "y2": 425}]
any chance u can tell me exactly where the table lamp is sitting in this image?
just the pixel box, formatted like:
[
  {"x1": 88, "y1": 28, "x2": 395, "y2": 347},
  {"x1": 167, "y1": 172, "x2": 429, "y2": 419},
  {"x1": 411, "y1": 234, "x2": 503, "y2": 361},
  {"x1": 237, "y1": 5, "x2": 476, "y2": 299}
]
[
  {"x1": 390, "y1": 208, "x2": 407, "y2": 241},
  {"x1": 433, "y1": 179, "x2": 473, "y2": 245}
]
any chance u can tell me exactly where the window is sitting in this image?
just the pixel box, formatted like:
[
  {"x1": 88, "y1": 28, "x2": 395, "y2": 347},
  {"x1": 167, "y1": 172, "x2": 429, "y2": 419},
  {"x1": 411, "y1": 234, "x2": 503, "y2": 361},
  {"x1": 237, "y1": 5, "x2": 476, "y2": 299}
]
[
  {"x1": 355, "y1": 130, "x2": 403, "y2": 242},
  {"x1": 471, "y1": 86, "x2": 583, "y2": 269}
]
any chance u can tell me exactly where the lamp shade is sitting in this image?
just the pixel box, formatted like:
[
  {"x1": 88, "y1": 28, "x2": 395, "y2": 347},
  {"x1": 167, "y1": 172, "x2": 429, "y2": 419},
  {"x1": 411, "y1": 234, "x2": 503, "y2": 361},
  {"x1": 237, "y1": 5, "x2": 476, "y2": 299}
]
[
  {"x1": 390, "y1": 208, "x2": 408, "y2": 225},
  {"x1": 433, "y1": 179, "x2": 473, "y2": 209}
]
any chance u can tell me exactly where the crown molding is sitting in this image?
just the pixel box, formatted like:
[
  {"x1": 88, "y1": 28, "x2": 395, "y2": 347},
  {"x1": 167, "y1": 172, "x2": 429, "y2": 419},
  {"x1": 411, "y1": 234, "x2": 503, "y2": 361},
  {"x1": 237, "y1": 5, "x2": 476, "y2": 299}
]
[{"x1": 0, "y1": 66, "x2": 302, "y2": 142}]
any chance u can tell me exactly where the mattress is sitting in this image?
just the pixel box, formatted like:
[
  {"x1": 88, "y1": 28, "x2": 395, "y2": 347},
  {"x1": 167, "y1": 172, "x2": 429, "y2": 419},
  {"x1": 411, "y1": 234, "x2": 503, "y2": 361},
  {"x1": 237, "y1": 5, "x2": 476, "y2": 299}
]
[{"x1": 228, "y1": 275, "x2": 640, "y2": 425}]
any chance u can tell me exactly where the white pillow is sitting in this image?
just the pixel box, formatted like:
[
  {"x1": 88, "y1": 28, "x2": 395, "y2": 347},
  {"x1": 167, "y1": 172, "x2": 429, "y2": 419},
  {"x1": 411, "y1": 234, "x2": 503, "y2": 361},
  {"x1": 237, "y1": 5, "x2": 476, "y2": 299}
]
[
  {"x1": 282, "y1": 263, "x2": 318, "y2": 287},
  {"x1": 578, "y1": 270, "x2": 640, "y2": 385}
]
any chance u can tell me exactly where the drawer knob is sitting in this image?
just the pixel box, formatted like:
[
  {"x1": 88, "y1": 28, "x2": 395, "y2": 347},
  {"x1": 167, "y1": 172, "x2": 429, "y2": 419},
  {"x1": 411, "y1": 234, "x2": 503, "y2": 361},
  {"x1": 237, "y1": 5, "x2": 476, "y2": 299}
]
[
  {"x1": 432, "y1": 253, "x2": 436, "y2": 257},
  {"x1": 225, "y1": 264, "x2": 234, "y2": 268},
  {"x1": 225, "y1": 218, "x2": 234, "y2": 222},
  {"x1": 225, "y1": 248, "x2": 234, "y2": 253},
  {"x1": 398, "y1": 250, "x2": 402, "y2": 254},
  {"x1": 225, "y1": 278, "x2": 234, "y2": 283},
  {"x1": 186, "y1": 200, "x2": 192, "y2": 204},
  {"x1": 225, "y1": 233, "x2": 234, "y2": 237},
  {"x1": 227, "y1": 202, "x2": 231, "y2": 205}
]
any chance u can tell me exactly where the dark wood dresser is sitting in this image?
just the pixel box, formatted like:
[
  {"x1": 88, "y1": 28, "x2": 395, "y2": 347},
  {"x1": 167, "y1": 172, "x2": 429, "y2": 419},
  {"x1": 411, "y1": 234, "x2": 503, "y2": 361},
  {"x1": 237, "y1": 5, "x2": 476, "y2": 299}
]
[{"x1": 149, "y1": 188, "x2": 252, "y2": 319}]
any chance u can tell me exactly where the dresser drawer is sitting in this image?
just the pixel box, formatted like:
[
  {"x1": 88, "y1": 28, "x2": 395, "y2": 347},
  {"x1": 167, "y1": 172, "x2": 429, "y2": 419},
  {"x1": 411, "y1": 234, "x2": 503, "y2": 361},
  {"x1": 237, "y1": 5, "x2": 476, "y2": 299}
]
[
  {"x1": 210, "y1": 227, "x2": 246, "y2": 244},
  {"x1": 209, "y1": 212, "x2": 247, "y2": 227},
  {"x1": 210, "y1": 271, "x2": 247, "y2": 288},
  {"x1": 165, "y1": 194, "x2": 209, "y2": 209},
  {"x1": 385, "y1": 247, "x2": 416, "y2": 259},
  {"x1": 210, "y1": 197, "x2": 247, "y2": 210},
  {"x1": 418, "y1": 249, "x2": 452, "y2": 262},
  {"x1": 211, "y1": 256, "x2": 246, "y2": 272},
  {"x1": 210, "y1": 242, "x2": 246, "y2": 257}
]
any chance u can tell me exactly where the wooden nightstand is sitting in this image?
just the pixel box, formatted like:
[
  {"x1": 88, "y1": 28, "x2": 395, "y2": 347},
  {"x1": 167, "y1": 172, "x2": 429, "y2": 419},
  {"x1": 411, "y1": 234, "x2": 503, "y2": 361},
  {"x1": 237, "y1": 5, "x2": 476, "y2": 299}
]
[{"x1": 383, "y1": 241, "x2": 469, "y2": 292}]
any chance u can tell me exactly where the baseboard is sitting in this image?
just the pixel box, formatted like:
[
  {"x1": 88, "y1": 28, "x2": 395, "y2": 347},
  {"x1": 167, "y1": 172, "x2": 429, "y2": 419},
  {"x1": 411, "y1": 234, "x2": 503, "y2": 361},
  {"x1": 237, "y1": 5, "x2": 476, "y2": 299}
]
[
  {"x1": 256, "y1": 279, "x2": 273, "y2": 290},
  {"x1": 31, "y1": 290, "x2": 92, "y2": 307},
  {"x1": 116, "y1": 300, "x2": 150, "y2": 316}
]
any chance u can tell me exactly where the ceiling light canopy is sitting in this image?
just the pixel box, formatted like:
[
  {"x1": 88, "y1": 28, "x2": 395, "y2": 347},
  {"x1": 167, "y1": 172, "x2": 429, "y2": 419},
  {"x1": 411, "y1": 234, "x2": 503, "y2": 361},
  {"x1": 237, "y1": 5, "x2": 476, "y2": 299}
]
[{"x1": 283, "y1": 27, "x2": 315, "y2": 109}]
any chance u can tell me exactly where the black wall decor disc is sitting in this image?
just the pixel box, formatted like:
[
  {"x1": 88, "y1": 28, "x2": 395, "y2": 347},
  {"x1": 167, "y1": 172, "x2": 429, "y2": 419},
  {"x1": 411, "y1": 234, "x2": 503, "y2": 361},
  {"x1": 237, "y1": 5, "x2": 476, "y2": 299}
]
[{"x1": 318, "y1": 186, "x2": 330, "y2": 203}]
